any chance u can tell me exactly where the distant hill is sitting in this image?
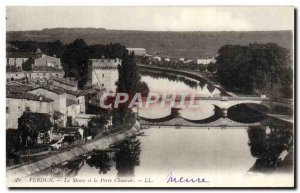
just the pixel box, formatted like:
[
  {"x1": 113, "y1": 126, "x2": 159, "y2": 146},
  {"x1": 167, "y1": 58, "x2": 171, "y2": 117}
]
[{"x1": 6, "y1": 28, "x2": 293, "y2": 59}]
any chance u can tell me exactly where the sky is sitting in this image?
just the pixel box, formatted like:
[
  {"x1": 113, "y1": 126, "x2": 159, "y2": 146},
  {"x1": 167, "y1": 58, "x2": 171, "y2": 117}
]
[{"x1": 6, "y1": 6, "x2": 294, "y2": 31}]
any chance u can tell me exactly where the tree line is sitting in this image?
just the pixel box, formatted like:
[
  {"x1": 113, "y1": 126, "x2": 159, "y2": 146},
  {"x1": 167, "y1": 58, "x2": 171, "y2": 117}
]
[{"x1": 139, "y1": 56, "x2": 218, "y2": 73}]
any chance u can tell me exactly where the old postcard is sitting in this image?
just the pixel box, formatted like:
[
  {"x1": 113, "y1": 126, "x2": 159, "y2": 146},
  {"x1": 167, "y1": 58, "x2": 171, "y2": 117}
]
[{"x1": 6, "y1": 6, "x2": 295, "y2": 188}]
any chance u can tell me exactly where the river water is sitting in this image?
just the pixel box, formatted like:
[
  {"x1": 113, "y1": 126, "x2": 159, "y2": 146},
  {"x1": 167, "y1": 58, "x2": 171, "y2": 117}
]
[{"x1": 35, "y1": 73, "x2": 294, "y2": 187}]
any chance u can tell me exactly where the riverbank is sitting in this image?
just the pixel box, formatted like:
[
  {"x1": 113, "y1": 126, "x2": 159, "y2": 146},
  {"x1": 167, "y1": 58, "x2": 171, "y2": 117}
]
[
  {"x1": 7, "y1": 121, "x2": 141, "y2": 178},
  {"x1": 138, "y1": 64, "x2": 238, "y2": 97}
]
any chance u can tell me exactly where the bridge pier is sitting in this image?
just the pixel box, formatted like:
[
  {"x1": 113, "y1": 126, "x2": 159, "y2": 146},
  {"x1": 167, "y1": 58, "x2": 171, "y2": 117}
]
[
  {"x1": 222, "y1": 108, "x2": 228, "y2": 118},
  {"x1": 171, "y1": 107, "x2": 182, "y2": 118}
]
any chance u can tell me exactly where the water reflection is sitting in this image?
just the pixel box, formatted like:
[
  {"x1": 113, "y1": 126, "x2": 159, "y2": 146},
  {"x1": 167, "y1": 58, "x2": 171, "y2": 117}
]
[
  {"x1": 140, "y1": 69, "x2": 201, "y2": 89},
  {"x1": 247, "y1": 125, "x2": 293, "y2": 173},
  {"x1": 86, "y1": 152, "x2": 114, "y2": 174},
  {"x1": 138, "y1": 72, "x2": 221, "y2": 119},
  {"x1": 33, "y1": 124, "x2": 293, "y2": 179},
  {"x1": 228, "y1": 104, "x2": 268, "y2": 123},
  {"x1": 114, "y1": 137, "x2": 141, "y2": 177},
  {"x1": 140, "y1": 71, "x2": 221, "y2": 97},
  {"x1": 37, "y1": 137, "x2": 141, "y2": 178},
  {"x1": 33, "y1": 156, "x2": 85, "y2": 178}
]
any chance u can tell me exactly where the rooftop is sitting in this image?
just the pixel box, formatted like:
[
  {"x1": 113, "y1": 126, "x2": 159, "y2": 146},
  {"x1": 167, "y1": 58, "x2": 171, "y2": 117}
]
[
  {"x1": 32, "y1": 66, "x2": 64, "y2": 72},
  {"x1": 49, "y1": 85, "x2": 99, "y2": 97},
  {"x1": 52, "y1": 77, "x2": 78, "y2": 87},
  {"x1": 89, "y1": 58, "x2": 121, "y2": 68},
  {"x1": 126, "y1": 48, "x2": 146, "y2": 51},
  {"x1": 6, "y1": 84, "x2": 34, "y2": 94},
  {"x1": 66, "y1": 99, "x2": 76, "y2": 107},
  {"x1": 6, "y1": 92, "x2": 54, "y2": 102},
  {"x1": 37, "y1": 54, "x2": 60, "y2": 60},
  {"x1": 7, "y1": 52, "x2": 34, "y2": 58},
  {"x1": 29, "y1": 86, "x2": 66, "y2": 95}
]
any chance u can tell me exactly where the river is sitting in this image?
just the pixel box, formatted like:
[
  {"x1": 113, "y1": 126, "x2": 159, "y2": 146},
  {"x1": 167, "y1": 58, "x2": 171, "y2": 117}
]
[{"x1": 33, "y1": 72, "x2": 294, "y2": 187}]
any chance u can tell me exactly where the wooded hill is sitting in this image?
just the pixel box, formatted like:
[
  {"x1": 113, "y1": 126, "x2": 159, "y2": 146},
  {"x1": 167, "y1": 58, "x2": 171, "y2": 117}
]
[{"x1": 7, "y1": 28, "x2": 293, "y2": 59}]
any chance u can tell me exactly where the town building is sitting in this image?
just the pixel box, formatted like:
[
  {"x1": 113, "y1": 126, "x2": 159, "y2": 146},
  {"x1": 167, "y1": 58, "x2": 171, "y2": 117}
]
[
  {"x1": 51, "y1": 77, "x2": 78, "y2": 91},
  {"x1": 7, "y1": 50, "x2": 62, "y2": 69},
  {"x1": 6, "y1": 67, "x2": 64, "y2": 82},
  {"x1": 196, "y1": 57, "x2": 217, "y2": 65},
  {"x1": 34, "y1": 54, "x2": 62, "y2": 68},
  {"x1": 164, "y1": 58, "x2": 171, "y2": 62},
  {"x1": 27, "y1": 85, "x2": 94, "y2": 127},
  {"x1": 28, "y1": 87, "x2": 67, "y2": 115},
  {"x1": 6, "y1": 52, "x2": 33, "y2": 68},
  {"x1": 6, "y1": 83, "x2": 35, "y2": 94},
  {"x1": 6, "y1": 91, "x2": 54, "y2": 129},
  {"x1": 153, "y1": 56, "x2": 162, "y2": 61},
  {"x1": 87, "y1": 58, "x2": 121, "y2": 92},
  {"x1": 126, "y1": 48, "x2": 146, "y2": 56},
  {"x1": 6, "y1": 71, "x2": 26, "y2": 82},
  {"x1": 28, "y1": 67, "x2": 65, "y2": 81}
]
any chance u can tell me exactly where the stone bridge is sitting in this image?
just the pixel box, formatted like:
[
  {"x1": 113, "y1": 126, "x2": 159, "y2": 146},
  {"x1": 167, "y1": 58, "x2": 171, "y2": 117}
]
[
  {"x1": 140, "y1": 95, "x2": 272, "y2": 117},
  {"x1": 139, "y1": 116, "x2": 263, "y2": 128},
  {"x1": 138, "y1": 107, "x2": 264, "y2": 128},
  {"x1": 138, "y1": 64, "x2": 292, "y2": 111}
]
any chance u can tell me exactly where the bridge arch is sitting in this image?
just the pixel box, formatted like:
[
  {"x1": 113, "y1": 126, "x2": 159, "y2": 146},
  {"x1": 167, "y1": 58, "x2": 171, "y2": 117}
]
[
  {"x1": 182, "y1": 105, "x2": 223, "y2": 123},
  {"x1": 227, "y1": 103, "x2": 269, "y2": 124}
]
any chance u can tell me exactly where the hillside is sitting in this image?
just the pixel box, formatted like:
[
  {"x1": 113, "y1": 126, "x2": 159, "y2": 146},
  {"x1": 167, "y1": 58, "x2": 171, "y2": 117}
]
[{"x1": 7, "y1": 28, "x2": 293, "y2": 59}]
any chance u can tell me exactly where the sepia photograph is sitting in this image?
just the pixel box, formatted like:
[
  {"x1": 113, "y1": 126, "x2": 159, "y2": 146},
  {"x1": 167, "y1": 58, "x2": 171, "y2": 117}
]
[{"x1": 5, "y1": 6, "x2": 295, "y2": 188}]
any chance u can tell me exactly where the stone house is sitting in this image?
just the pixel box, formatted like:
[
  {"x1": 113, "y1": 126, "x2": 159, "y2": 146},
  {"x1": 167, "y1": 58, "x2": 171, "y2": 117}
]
[
  {"x1": 6, "y1": 92, "x2": 54, "y2": 129},
  {"x1": 88, "y1": 58, "x2": 121, "y2": 92}
]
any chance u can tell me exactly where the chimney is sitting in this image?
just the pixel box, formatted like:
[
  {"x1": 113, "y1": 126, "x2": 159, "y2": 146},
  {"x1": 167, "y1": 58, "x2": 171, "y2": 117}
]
[
  {"x1": 102, "y1": 56, "x2": 105, "y2": 62},
  {"x1": 39, "y1": 95, "x2": 43, "y2": 101}
]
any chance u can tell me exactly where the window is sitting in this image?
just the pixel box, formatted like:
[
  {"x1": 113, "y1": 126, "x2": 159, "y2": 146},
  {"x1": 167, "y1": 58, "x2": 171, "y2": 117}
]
[
  {"x1": 18, "y1": 106, "x2": 21, "y2": 111},
  {"x1": 6, "y1": 107, "x2": 9, "y2": 114},
  {"x1": 102, "y1": 83, "x2": 104, "y2": 86},
  {"x1": 102, "y1": 74, "x2": 104, "y2": 77},
  {"x1": 14, "y1": 58, "x2": 16, "y2": 65},
  {"x1": 25, "y1": 107, "x2": 30, "y2": 111}
]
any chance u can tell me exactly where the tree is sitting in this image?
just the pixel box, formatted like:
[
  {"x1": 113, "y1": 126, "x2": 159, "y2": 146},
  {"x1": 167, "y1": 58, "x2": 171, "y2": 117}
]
[
  {"x1": 87, "y1": 115, "x2": 110, "y2": 138},
  {"x1": 62, "y1": 39, "x2": 89, "y2": 88},
  {"x1": 22, "y1": 57, "x2": 34, "y2": 71},
  {"x1": 88, "y1": 43, "x2": 126, "y2": 59},
  {"x1": 114, "y1": 51, "x2": 149, "y2": 126},
  {"x1": 279, "y1": 67, "x2": 293, "y2": 98},
  {"x1": 116, "y1": 51, "x2": 142, "y2": 94},
  {"x1": 216, "y1": 43, "x2": 291, "y2": 95},
  {"x1": 6, "y1": 129, "x2": 20, "y2": 160},
  {"x1": 207, "y1": 62, "x2": 218, "y2": 73},
  {"x1": 136, "y1": 81, "x2": 150, "y2": 97},
  {"x1": 18, "y1": 112, "x2": 53, "y2": 147},
  {"x1": 247, "y1": 125, "x2": 293, "y2": 170},
  {"x1": 198, "y1": 63, "x2": 206, "y2": 72}
]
